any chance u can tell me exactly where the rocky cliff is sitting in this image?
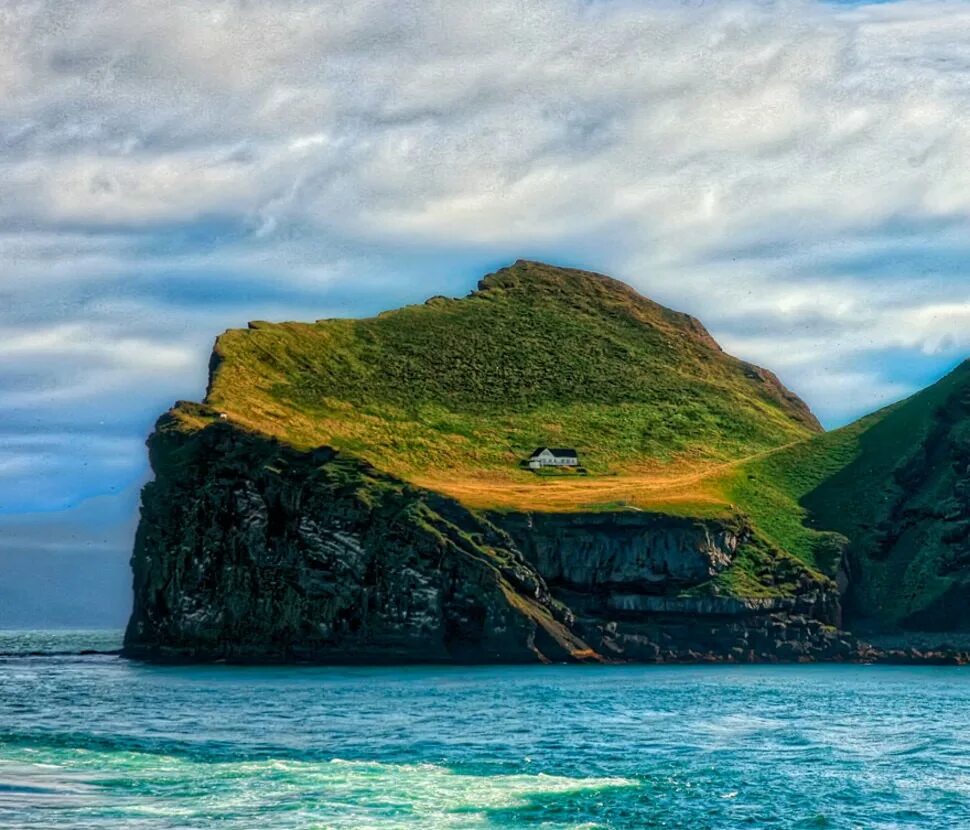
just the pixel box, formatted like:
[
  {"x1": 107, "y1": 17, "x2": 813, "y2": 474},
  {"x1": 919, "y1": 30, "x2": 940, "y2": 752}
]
[
  {"x1": 126, "y1": 408, "x2": 852, "y2": 663},
  {"x1": 490, "y1": 511, "x2": 849, "y2": 662},
  {"x1": 125, "y1": 412, "x2": 595, "y2": 663}
]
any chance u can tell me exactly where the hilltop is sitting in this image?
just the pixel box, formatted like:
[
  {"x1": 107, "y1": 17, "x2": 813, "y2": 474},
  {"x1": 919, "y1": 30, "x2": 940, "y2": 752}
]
[{"x1": 179, "y1": 260, "x2": 819, "y2": 514}]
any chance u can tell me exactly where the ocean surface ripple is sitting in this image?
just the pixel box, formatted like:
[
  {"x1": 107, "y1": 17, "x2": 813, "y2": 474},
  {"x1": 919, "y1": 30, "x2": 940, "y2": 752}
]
[{"x1": 0, "y1": 631, "x2": 968, "y2": 829}]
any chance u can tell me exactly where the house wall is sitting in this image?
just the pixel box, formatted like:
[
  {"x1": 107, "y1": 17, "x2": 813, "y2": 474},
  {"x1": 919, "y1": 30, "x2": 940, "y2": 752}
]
[{"x1": 535, "y1": 456, "x2": 578, "y2": 467}]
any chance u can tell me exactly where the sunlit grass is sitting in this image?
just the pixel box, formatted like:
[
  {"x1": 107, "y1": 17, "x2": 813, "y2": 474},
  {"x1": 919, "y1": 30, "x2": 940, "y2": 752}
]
[{"x1": 196, "y1": 261, "x2": 818, "y2": 512}]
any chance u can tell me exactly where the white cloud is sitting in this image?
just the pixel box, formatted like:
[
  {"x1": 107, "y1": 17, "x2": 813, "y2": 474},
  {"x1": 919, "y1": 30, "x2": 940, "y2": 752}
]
[
  {"x1": 1, "y1": 0, "x2": 970, "y2": 521},
  {"x1": 3, "y1": 0, "x2": 969, "y2": 245},
  {"x1": 0, "y1": 322, "x2": 194, "y2": 369}
]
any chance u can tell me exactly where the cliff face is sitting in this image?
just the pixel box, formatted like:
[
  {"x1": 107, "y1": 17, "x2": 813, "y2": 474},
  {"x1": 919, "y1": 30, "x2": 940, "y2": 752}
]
[
  {"x1": 493, "y1": 512, "x2": 742, "y2": 589},
  {"x1": 125, "y1": 414, "x2": 595, "y2": 663},
  {"x1": 126, "y1": 412, "x2": 851, "y2": 663},
  {"x1": 491, "y1": 511, "x2": 848, "y2": 663}
]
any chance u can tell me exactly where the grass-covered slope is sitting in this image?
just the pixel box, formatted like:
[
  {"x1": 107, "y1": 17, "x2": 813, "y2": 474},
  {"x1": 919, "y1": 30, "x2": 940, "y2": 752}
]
[
  {"x1": 187, "y1": 260, "x2": 819, "y2": 513},
  {"x1": 805, "y1": 361, "x2": 970, "y2": 630},
  {"x1": 721, "y1": 361, "x2": 970, "y2": 629}
]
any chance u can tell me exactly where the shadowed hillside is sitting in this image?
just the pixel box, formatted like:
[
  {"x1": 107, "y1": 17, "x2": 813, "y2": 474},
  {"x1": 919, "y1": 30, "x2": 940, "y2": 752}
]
[
  {"x1": 723, "y1": 361, "x2": 970, "y2": 631},
  {"x1": 805, "y1": 362, "x2": 970, "y2": 631}
]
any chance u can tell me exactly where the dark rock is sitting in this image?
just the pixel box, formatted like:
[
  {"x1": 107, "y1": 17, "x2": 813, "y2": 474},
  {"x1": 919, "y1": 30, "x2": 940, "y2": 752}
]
[
  {"x1": 126, "y1": 419, "x2": 967, "y2": 665},
  {"x1": 124, "y1": 419, "x2": 596, "y2": 664}
]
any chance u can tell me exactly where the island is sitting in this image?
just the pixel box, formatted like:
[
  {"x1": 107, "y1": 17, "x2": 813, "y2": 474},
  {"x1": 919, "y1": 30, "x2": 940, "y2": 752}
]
[{"x1": 124, "y1": 260, "x2": 970, "y2": 663}]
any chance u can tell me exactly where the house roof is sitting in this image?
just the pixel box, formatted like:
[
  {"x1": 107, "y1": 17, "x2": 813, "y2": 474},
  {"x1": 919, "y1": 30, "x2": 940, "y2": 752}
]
[{"x1": 529, "y1": 447, "x2": 579, "y2": 459}]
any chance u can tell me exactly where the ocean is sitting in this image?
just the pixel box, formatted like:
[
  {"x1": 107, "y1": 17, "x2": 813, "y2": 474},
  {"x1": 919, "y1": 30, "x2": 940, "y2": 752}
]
[{"x1": 0, "y1": 630, "x2": 967, "y2": 829}]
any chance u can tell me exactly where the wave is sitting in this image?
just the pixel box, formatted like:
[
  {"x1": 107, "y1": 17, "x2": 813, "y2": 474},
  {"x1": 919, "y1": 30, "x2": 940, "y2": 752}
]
[
  {"x1": 0, "y1": 750, "x2": 639, "y2": 829},
  {"x1": 0, "y1": 649, "x2": 121, "y2": 658},
  {"x1": 0, "y1": 630, "x2": 123, "y2": 658}
]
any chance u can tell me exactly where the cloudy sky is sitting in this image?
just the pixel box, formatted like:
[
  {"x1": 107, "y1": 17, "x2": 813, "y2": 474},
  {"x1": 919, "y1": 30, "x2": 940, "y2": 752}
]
[{"x1": 2, "y1": 0, "x2": 969, "y2": 624}]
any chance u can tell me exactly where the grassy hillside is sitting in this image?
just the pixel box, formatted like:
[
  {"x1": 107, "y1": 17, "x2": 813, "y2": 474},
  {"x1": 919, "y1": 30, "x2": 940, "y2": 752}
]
[
  {"x1": 720, "y1": 412, "x2": 889, "y2": 575},
  {"x1": 803, "y1": 361, "x2": 970, "y2": 629},
  {"x1": 712, "y1": 361, "x2": 970, "y2": 625},
  {"x1": 186, "y1": 260, "x2": 819, "y2": 513}
]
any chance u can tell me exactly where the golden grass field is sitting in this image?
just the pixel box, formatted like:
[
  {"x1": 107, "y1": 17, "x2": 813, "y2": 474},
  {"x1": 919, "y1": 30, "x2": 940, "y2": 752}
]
[
  {"x1": 174, "y1": 403, "x2": 750, "y2": 515},
  {"x1": 188, "y1": 261, "x2": 826, "y2": 518},
  {"x1": 410, "y1": 463, "x2": 738, "y2": 514}
]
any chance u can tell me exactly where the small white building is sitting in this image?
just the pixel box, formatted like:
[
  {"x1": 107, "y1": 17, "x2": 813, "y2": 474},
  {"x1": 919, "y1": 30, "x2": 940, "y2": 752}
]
[{"x1": 527, "y1": 447, "x2": 580, "y2": 469}]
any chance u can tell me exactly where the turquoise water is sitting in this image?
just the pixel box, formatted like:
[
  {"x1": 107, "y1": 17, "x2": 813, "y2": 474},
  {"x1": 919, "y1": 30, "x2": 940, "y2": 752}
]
[{"x1": 1, "y1": 631, "x2": 968, "y2": 829}]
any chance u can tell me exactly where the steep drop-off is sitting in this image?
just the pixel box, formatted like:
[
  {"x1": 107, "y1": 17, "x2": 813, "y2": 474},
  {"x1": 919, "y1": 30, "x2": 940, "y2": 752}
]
[
  {"x1": 125, "y1": 411, "x2": 594, "y2": 663},
  {"x1": 126, "y1": 408, "x2": 850, "y2": 663}
]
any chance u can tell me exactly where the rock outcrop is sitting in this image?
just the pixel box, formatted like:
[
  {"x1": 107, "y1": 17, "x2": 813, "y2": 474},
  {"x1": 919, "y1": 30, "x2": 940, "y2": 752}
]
[
  {"x1": 493, "y1": 512, "x2": 746, "y2": 588},
  {"x1": 491, "y1": 511, "x2": 850, "y2": 663},
  {"x1": 125, "y1": 414, "x2": 595, "y2": 663},
  {"x1": 125, "y1": 412, "x2": 851, "y2": 663}
]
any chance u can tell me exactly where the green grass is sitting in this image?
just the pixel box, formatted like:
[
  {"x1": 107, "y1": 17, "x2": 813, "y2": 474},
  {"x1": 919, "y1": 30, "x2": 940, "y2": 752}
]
[
  {"x1": 703, "y1": 535, "x2": 826, "y2": 599},
  {"x1": 718, "y1": 360, "x2": 970, "y2": 585},
  {"x1": 197, "y1": 260, "x2": 819, "y2": 510},
  {"x1": 796, "y1": 362, "x2": 970, "y2": 626},
  {"x1": 723, "y1": 418, "x2": 880, "y2": 574}
]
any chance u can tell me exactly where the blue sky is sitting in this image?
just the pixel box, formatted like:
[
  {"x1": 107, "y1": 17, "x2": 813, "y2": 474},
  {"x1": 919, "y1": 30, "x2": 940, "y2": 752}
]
[{"x1": 2, "y1": 0, "x2": 969, "y2": 624}]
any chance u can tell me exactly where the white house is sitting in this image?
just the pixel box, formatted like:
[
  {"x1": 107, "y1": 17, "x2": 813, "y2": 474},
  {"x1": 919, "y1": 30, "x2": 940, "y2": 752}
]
[{"x1": 527, "y1": 447, "x2": 580, "y2": 469}]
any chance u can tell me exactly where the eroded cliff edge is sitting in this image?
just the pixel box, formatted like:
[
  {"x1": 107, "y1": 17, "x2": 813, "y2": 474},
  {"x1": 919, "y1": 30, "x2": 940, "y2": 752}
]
[
  {"x1": 490, "y1": 511, "x2": 847, "y2": 662},
  {"x1": 125, "y1": 411, "x2": 853, "y2": 663},
  {"x1": 125, "y1": 412, "x2": 593, "y2": 663}
]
